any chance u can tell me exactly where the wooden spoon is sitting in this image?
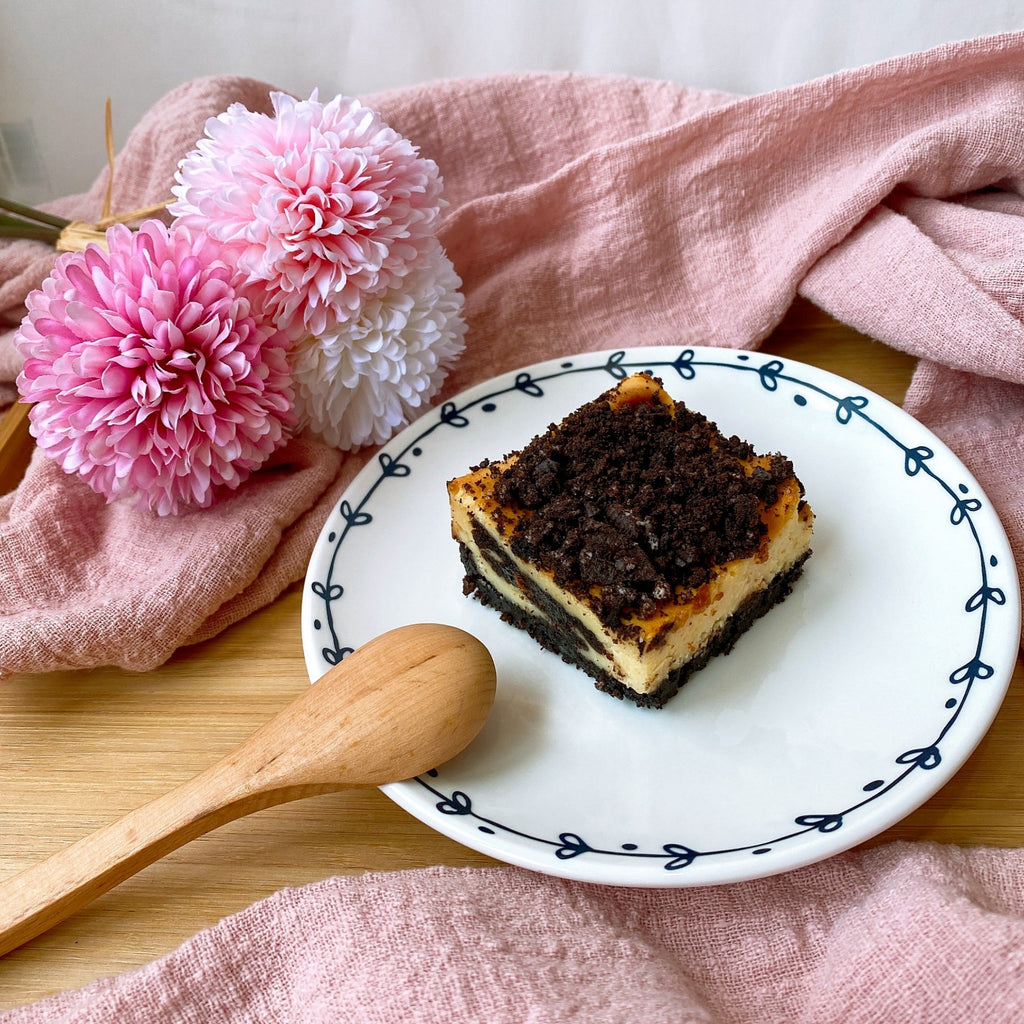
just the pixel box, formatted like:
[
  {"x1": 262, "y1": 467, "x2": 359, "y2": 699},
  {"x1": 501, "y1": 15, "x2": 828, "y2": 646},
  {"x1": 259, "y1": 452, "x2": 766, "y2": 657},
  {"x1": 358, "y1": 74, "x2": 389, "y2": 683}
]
[{"x1": 0, "y1": 622, "x2": 496, "y2": 957}]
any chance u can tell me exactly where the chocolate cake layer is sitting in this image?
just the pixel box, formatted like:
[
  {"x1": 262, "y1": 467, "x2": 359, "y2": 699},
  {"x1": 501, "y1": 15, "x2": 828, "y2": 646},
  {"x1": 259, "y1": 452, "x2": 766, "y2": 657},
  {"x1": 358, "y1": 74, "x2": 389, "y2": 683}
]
[{"x1": 458, "y1": 537, "x2": 810, "y2": 709}]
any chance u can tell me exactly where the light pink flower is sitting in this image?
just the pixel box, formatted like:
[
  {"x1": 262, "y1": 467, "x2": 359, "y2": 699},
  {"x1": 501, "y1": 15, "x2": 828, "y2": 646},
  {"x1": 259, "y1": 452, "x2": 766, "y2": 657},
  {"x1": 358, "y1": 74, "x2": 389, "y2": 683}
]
[
  {"x1": 169, "y1": 91, "x2": 444, "y2": 341},
  {"x1": 290, "y1": 241, "x2": 467, "y2": 449},
  {"x1": 15, "y1": 220, "x2": 294, "y2": 515}
]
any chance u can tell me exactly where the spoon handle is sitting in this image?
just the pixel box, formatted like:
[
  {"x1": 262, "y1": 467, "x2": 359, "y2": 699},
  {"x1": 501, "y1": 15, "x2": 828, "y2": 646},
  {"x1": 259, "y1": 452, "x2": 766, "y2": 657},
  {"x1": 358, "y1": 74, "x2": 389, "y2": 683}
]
[{"x1": 0, "y1": 748, "x2": 340, "y2": 957}]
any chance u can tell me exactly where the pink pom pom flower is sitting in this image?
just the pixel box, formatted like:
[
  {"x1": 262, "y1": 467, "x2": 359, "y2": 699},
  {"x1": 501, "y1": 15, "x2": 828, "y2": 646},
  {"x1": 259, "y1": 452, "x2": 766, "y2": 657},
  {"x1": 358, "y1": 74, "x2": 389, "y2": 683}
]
[
  {"x1": 14, "y1": 220, "x2": 295, "y2": 515},
  {"x1": 170, "y1": 91, "x2": 445, "y2": 342}
]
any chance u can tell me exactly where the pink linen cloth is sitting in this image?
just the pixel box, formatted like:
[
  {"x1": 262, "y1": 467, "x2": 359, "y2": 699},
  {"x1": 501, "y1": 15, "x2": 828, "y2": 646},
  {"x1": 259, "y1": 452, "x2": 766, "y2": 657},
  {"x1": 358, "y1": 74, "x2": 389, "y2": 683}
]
[
  {"x1": 6, "y1": 844, "x2": 1024, "y2": 1022},
  {"x1": 3, "y1": 32, "x2": 1024, "y2": 673},
  {"x1": 3, "y1": 28, "x2": 1024, "y2": 1024}
]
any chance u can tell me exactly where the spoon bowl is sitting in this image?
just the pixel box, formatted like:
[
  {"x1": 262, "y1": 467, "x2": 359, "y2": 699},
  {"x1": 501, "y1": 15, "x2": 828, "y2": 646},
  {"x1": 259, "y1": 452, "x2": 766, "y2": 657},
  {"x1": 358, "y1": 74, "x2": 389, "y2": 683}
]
[{"x1": 0, "y1": 622, "x2": 496, "y2": 957}]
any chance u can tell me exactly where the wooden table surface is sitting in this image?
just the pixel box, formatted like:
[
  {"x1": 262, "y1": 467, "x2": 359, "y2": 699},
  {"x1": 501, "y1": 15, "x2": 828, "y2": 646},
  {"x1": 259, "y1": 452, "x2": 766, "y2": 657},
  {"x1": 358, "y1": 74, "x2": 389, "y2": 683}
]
[{"x1": 1, "y1": 299, "x2": 1022, "y2": 1010}]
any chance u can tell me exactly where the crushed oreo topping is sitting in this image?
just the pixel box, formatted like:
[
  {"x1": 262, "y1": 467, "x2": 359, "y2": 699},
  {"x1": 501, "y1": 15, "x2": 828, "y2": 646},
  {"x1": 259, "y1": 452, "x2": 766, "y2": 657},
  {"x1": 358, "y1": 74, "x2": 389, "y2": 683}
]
[{"x1": 489, "y1": 375, "x2": 796, "y2": 626}]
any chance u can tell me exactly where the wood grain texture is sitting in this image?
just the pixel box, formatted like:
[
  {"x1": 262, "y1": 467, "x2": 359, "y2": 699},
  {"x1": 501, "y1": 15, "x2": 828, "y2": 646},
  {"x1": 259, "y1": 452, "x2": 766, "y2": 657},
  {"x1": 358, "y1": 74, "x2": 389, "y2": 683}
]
[
  {"x1": 1, "y1": 301, "x2": 1021, "y2": 1008},
  {"x1": 0, "y1": 401, "x2": 32, "y2": 496}
]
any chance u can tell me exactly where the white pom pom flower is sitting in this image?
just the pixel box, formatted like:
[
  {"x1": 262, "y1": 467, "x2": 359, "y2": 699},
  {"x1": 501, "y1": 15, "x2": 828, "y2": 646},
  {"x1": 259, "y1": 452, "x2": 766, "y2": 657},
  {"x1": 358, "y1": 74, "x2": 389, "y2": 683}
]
[{"x1": 290, "y1": 242, "x2": 467, "y2": 450}]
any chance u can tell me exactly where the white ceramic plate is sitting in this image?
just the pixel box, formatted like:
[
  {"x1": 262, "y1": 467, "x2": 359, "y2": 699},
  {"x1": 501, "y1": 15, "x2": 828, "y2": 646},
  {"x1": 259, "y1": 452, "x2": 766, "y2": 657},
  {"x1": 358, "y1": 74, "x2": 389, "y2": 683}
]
[{"x1": 301, "y1": 347, "x2": 1020, "y2": 887}]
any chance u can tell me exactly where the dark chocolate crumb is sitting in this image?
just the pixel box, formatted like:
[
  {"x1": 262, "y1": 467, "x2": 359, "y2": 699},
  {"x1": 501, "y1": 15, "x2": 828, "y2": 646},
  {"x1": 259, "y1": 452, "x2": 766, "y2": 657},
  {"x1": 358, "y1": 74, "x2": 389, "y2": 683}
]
[{"x1": 490, "y1": 375, "x2": 795, "y2": 626}]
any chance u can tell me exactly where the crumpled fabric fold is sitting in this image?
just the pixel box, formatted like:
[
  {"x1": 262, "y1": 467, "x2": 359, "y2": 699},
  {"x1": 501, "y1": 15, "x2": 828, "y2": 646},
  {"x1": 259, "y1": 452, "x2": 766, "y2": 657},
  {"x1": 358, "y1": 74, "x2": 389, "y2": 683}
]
[
  {"x1": 3, "y1": 35, "x2": 1024, "y2": 674},
  {"x1": 6, "y1": 845, "x2": 1024, "y2": 1023}
]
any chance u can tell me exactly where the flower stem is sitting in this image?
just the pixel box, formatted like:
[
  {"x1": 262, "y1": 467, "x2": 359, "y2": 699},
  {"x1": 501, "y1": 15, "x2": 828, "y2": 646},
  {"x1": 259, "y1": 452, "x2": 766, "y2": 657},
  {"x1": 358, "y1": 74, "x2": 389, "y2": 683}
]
[
  {"x1": 0, "y1": 222, "x2": 61, "y2": 243},
  {"x1": 0, "y1": 196, "x2": 70, "y2": 230}
]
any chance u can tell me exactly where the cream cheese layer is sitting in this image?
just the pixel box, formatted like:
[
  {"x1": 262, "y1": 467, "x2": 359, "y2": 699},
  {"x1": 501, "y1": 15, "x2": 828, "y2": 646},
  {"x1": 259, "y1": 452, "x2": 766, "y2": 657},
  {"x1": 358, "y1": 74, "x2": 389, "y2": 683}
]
[{"x1": 449, "y1": 478, "x2": 813, "y2": 697}]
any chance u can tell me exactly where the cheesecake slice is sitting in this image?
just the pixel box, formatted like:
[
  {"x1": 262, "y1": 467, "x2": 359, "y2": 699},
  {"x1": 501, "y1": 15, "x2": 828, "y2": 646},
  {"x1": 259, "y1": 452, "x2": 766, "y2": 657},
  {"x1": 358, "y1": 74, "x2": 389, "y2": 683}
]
[{"x1": 447, "y1": 373, "x2": 813, "y2": 708}]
